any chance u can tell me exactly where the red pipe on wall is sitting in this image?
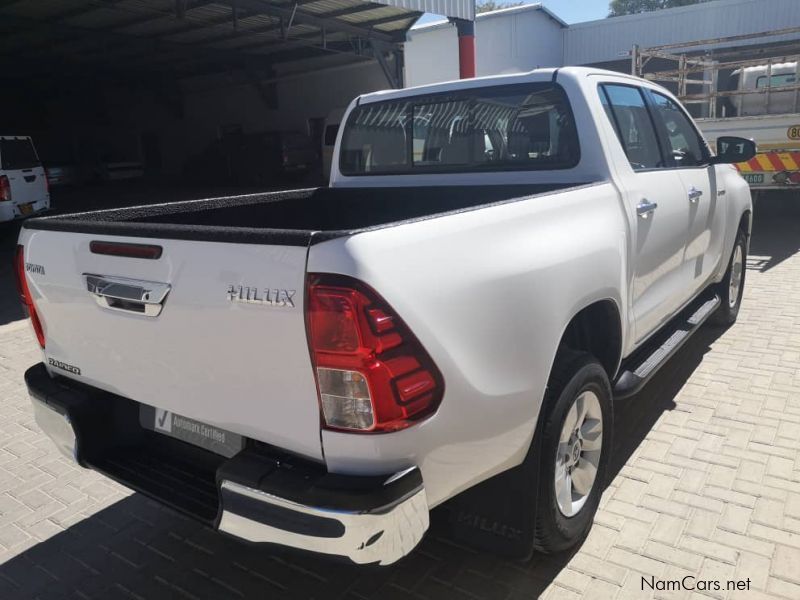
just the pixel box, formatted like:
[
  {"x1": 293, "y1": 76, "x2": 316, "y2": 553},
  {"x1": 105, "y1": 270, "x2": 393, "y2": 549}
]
[
  {"x1": 452, "y1": 18, "x2": 476, "y2": 79},
  {"x1": 458, "y1": 35, "x2": 476, "y2": 79}
]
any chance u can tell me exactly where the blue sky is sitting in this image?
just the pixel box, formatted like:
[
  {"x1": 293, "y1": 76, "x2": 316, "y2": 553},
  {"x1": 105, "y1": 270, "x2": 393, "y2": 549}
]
[{"x1": 416, "y1": 0, "x2": 611, "y2": 26}]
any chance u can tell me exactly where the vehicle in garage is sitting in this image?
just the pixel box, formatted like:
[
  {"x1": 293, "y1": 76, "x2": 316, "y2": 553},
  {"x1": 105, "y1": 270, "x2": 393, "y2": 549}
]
[
  {"x1": 44, "y1": 163, "x2": 83, "y2": 188},
  {"x1": 0, "y1": 136, "x2": 50, "y2": 223},
  {"x1": 237, "y1": 131, "x2": 317, "y2": 184},
  {"x1": 17, "y1": 68, "x2": 754, "y2": 565},
  {"x1": 99, "y1": 160, "x2": 145, "y2": 182}
]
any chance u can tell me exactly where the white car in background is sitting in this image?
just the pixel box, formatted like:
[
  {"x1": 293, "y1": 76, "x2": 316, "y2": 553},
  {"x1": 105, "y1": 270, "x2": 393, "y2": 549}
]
[{"x1": 0, "y1": 136, "x2": 50, "y2": 223}]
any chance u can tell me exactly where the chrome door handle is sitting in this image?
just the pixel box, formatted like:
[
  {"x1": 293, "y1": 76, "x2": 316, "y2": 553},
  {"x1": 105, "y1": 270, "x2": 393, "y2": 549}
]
[
  {"x1": 636, "y1": 200, "x2": 658, "y2": 218},
  {"x1": 688, "y1": 187, "x2": 703, "y2": 202},
  {"x1": 84, "y1": 274, "x2": 171, "y2": 317}
]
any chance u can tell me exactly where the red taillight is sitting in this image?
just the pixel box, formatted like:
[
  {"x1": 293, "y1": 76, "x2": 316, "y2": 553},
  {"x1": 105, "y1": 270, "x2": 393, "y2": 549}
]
[
  {"x1": 0, "y1": 175, "x2": 10, "y2": 202},
  {"x1": 14, "y1": 245, "x2": 45, "y2": 348},
  {"x1": 44, "y1": 171, "x2": 50, "y2": 194},
  {"x1": 306, "y1": 274, "x2": 444, "y2": 433}
]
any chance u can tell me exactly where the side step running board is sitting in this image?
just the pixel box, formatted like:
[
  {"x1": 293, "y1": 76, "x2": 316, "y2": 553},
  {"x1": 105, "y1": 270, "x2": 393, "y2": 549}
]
[{"x1": 613, "y1": 294, "x2": 720, "y2": 399}]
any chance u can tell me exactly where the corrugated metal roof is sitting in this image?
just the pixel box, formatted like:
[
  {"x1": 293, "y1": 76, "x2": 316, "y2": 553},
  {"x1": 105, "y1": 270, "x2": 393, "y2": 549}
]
[
  {"x1": 564, "y1": 0, "x2": 800, "y2": 65},
  {"x1": 376, "y1": 0, "x2": 473, "y2": 21},
  {"x1": 0, "y1": 0, "x2": 474, "y2": 77},
  {"x1": 411, "y1": 3, "x2": 564, "y2": 33}
]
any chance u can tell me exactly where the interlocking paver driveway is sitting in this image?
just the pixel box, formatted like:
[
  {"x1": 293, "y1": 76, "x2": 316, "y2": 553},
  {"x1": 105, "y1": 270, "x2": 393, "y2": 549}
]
[{"x1": 1, "y1": 198, "x2": 800, "y2": 600}]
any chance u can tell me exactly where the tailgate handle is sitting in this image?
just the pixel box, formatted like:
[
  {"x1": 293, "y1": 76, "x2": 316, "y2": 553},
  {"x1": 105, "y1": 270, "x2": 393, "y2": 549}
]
[
  {"x1": 24, "y1": 175, "x2": 36, "y2": 183},
  {"x1": 84, "y1": 274, "x2": 171, "y2": 317}
]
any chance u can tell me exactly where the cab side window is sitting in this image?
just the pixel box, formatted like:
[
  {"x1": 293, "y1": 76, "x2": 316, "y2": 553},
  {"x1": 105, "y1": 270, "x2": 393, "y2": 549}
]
[
  {"x1": 646, "y1": 91, "x2": 708, "y2": 168},
  {"x1": 599, "y1": 84, "x2": 664, "y2": 171}
]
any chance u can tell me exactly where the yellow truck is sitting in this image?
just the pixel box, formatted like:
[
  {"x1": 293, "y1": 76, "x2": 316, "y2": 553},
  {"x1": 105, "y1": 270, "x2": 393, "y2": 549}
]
[{"x1": 633, "y1": 27, "x2": 800, "y2": 196}]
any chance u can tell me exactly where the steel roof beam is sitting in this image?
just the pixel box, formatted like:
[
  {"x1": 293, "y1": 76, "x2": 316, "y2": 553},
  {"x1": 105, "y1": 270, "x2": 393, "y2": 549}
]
[
  {"x1": 214, "y1": 0, "x2": 396, "y2": 42},
  {"x1": 232, "y1": 10, "x2": 418, "y2": 54},
  {"x1": 0, "y1": 1, "x2": 216, "y2": 55},
  {"x1": 177, "y1": 0, "x2": 378, "y2": 48},
  {"x1": 0, "y1": 13, "x2": 273, "y2": 69},
  {"x1": 98, "y1": 1, "x2": 405, "y2": 72}
]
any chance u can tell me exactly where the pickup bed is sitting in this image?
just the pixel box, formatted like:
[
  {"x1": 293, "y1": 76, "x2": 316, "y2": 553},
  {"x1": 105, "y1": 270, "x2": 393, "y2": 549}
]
[{"x1": 18, "y1": 67, "x2": 754, "y2": 565}]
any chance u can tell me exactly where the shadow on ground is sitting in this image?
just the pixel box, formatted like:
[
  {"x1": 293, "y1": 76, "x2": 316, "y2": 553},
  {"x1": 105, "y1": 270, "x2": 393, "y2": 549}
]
[
  {"x1": 747, "y1": 191, "x2": 800, "y2": 272},
  {"x1": 0, "y1": 326, "x2": 724, "y2": 600}
]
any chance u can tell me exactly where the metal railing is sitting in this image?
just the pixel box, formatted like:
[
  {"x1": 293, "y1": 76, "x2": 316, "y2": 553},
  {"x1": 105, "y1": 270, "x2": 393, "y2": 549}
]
[{"x1": 631, "y1": 27, "x2": 800, "y2": 118}]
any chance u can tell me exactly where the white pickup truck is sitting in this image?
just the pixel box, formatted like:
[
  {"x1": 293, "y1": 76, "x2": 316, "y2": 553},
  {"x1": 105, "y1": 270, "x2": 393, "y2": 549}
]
[{"x1": 18, "y1": 68, "x2": 754, "y2": 566}]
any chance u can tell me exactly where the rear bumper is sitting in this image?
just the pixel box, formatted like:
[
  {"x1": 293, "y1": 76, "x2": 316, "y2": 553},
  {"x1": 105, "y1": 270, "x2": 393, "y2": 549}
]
[
  {"x1": 0, "y1": 199, "x2": 50, "y2": 223},
  {"x1": 25, "y1": 363, "x2": 428, "y2": 565}
]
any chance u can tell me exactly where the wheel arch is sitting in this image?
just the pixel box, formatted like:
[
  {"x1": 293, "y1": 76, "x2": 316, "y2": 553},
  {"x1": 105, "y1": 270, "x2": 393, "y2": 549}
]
[
  {"x1": 739, "y1": 209, "x2": 752, "y2": 239},
  {"x1": 556, "y1": 298, "x2": 624, "y2": 381}
]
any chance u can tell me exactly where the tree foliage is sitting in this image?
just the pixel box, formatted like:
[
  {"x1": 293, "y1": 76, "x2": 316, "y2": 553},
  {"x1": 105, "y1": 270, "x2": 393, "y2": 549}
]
[
  {"x1": 608, "y1": 0, "x2": 709, "y2": 17},
  {"x1": 476, "y1": 1, "x2": 525, "y2": 14}
]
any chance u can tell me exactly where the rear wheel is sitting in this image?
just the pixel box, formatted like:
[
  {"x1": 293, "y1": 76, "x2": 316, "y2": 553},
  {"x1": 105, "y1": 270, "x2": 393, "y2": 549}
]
[
  {"x1": 710, "y1": 230, "x2": 747, "y2": 327},
  {"x1": 533, "y1": 351, "x2": 612, "y2": 553}
]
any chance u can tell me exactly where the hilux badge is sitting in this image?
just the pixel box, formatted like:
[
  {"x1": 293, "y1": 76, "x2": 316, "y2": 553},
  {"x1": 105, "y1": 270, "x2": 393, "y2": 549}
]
[{"x1": 227, "y1": 285, "x2": 296, "y2": 308}]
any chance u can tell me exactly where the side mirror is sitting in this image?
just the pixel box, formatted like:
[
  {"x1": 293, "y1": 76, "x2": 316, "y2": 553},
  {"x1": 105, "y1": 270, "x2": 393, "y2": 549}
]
[{"x1": 711, "y1": 136, "x2": 757, "y2": 165}]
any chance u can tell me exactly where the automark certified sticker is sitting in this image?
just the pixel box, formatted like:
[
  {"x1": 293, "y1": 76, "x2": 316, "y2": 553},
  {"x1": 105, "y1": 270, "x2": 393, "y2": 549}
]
[{"x1": 140, "y1": 405, "x2": 244, "y2": 457}]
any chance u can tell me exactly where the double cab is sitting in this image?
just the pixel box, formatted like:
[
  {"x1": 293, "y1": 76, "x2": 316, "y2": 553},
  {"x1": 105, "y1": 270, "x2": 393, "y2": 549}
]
[{"x1": 17, "y1": 68, "x2": 754, "y2": 565}]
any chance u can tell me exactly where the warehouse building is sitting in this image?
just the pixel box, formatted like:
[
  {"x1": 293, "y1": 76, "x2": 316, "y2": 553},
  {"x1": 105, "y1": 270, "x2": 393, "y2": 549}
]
[
  {"x1": 0, "y1": 0, "x2": 474, "y2": 189},
  {"x1": 405, "y1": 0, "x2": 800, "y2": 86}
]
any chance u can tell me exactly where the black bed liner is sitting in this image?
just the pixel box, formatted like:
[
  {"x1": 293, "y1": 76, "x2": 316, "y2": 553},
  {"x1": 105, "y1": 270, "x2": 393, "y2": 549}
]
[{"x1": 23, "y1": 183, "x2": 596, "y2": 246}]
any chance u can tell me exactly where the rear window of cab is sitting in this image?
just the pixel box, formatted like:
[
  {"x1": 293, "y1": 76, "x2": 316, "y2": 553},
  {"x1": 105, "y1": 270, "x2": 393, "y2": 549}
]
[
  {"x1": 0, "y1": 138, "x2": 41, "y2": 170},
  {"x1": 339, "y1": 83, "x2": 580, "y2": 176}
]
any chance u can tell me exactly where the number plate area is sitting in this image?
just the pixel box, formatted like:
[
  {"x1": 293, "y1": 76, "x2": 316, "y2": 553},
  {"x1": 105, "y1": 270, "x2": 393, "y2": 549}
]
[
  {"x1": 743, "y1": 173, "x2": 764, "y2": 184},
  {"x1": 139, "y1": 405, "x2": 245, "y2": 458}
]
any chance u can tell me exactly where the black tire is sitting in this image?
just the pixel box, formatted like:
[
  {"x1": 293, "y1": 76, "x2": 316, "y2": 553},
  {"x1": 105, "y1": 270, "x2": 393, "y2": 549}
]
[
  {"x1": 710, "y1": 230, "x2": 747, "y2": 327},
  {"x1": 533, "y1": 351, "x2": 613, "y2": 554}
]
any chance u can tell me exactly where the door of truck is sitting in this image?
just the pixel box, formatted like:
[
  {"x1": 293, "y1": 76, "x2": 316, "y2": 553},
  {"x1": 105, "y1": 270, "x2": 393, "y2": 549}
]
[
  {"x1": 644, "y1": 89, "x2": 726, "y2": 298},
  {"x1": 599, "y1": 84, "x2": 694, "y2": 343}
]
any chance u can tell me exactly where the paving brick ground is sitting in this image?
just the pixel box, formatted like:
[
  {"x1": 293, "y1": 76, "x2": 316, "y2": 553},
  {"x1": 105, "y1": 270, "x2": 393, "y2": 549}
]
[{"x1": 1, "y1": 197, "x2": 800, "y2": 599}]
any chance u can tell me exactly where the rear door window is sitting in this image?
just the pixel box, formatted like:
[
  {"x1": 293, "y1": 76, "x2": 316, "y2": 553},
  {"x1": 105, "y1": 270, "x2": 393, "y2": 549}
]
[
  {"x1": 599, "y1": 85, "x2": 664, "y2": 171},
  {"x1": 0, "y1": 138, "x2": 41, "y2": 170}
]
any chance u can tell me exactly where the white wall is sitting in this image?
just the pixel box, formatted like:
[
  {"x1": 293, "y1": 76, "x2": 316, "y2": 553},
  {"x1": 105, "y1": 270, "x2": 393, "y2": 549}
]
[
  {"x1": 406, "y1": 0, "x2": 800, "y2": 88},
  {"x1": 405, "y1": 6, "x2": 565, "y2": 87},
  {"x1": 477, "y1": 9, "x2": 564, "y2": 76},
  {"x1": 405, "y1": 25, "x2": 460, "y2": 87}
]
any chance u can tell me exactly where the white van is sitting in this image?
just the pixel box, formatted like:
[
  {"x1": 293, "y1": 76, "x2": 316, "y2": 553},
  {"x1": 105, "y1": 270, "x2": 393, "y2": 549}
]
[{"x1": 0, "y1": 136, "x2": 50, "y2": 223}]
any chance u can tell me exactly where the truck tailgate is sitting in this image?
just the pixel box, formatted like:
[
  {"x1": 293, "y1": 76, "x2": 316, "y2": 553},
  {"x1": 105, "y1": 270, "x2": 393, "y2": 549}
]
[{"x1": 19, "y1": 229, "x2": 323, "y2": 461}]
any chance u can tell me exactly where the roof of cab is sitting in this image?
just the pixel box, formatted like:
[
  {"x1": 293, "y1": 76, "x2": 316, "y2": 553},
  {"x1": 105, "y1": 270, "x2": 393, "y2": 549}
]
[{"x1": 356, "y1": 66, "x2": 645, "y2": 105}]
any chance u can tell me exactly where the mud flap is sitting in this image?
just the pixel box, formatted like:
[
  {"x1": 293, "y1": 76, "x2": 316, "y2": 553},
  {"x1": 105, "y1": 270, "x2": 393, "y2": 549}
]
[{"x1": 444, "y1": 417, "x2": 544, "y2": 559}]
